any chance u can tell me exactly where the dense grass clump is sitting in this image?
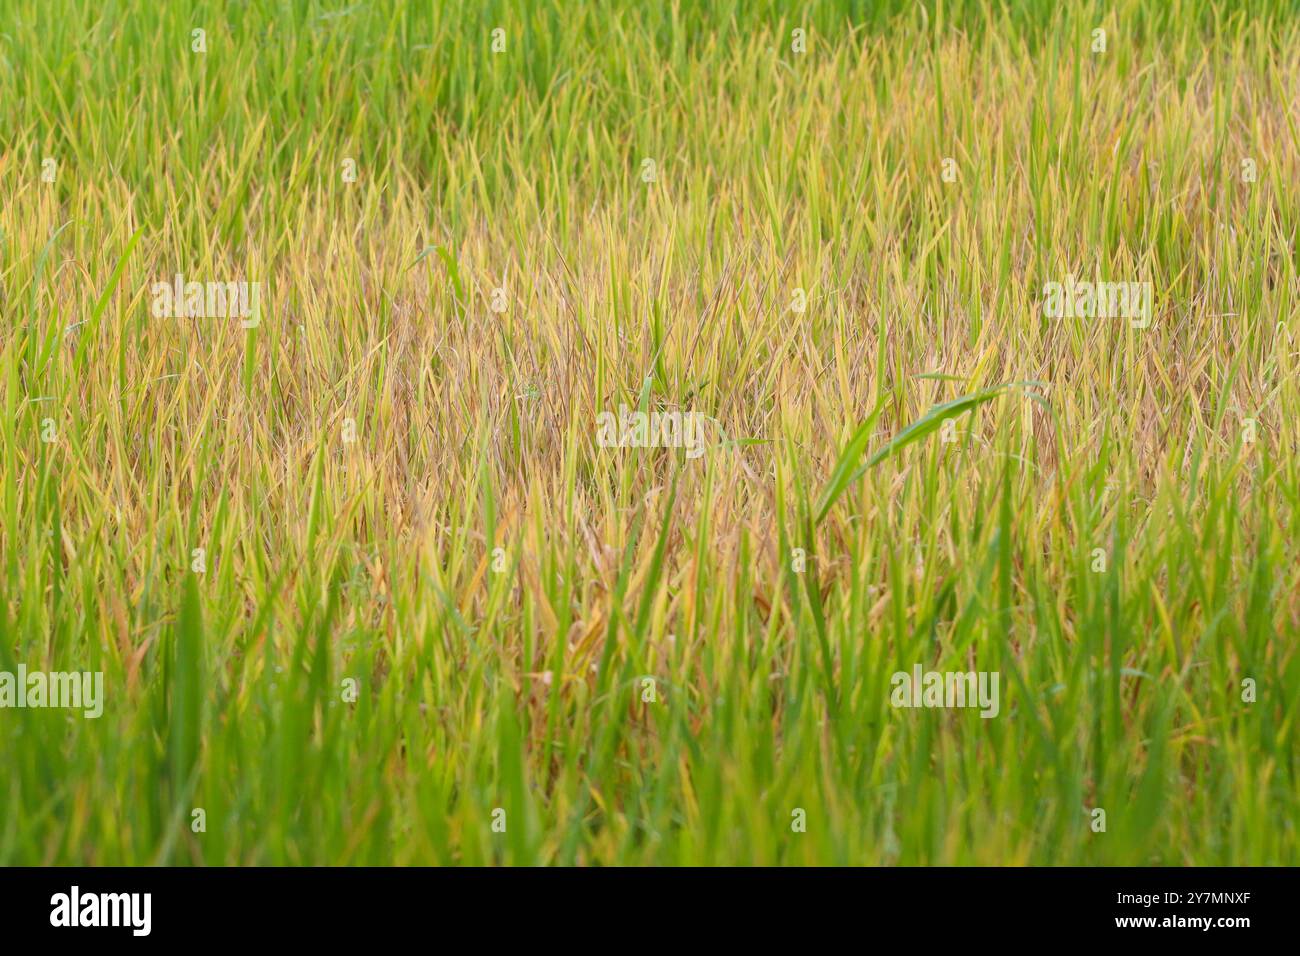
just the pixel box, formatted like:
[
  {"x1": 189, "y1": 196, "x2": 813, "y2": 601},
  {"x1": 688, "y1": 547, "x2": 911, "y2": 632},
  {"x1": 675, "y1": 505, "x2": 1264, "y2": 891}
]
[{"x1": 0, "y1": 0, "x2": 1297, "y2": 864}]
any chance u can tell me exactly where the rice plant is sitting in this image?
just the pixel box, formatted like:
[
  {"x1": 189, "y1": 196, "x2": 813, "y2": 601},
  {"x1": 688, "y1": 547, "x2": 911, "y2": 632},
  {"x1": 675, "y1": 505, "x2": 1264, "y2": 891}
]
[{"x1": 0, "y1": 0, "x2": 1296, "y2": 865}]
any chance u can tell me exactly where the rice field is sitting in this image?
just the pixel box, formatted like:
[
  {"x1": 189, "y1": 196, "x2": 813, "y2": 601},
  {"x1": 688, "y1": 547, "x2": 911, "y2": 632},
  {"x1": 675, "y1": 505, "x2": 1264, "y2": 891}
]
[{"x1": 1, "y1": 0, "x2": 1297, "y2": 865}]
